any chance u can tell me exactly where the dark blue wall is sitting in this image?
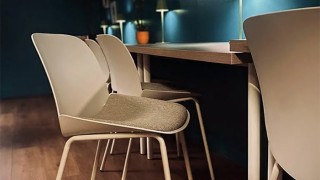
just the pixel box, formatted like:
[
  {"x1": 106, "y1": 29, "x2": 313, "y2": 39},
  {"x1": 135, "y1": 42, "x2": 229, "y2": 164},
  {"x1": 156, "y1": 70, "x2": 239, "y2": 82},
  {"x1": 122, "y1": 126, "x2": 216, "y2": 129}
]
[{"x1": 0, "y1": 0, "x2": 103, "y2": 98}]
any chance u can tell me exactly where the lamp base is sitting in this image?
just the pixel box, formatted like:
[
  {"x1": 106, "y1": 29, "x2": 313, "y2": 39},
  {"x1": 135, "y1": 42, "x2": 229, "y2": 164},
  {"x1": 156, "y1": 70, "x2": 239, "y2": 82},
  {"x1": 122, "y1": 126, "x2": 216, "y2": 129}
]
[{"x1": 156, "y1": 41, "x2": 169, "y2": 44}]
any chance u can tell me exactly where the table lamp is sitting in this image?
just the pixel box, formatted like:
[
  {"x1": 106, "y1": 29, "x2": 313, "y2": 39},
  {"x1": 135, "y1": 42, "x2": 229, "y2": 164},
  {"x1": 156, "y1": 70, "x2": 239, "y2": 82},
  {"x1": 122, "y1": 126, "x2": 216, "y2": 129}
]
[
  {"x1": 116, "y1": 14, "x2": 126, "y2": 41},
  {"x1": 156, "y1": 0, "x2": 168, "y2": 43},
  {"x1": 100, "y1": 20, "x2": 108, "y2": 34},
  {"x1": 238, "y1": 0, "x2": 243, "y2": 39}
]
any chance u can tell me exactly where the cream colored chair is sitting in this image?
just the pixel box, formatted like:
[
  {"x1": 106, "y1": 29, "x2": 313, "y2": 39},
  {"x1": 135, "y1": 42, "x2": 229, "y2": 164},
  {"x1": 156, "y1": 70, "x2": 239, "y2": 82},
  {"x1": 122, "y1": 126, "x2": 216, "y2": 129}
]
[
  {"x1": 32, "y1": 33, "x2": 193, "y2": 180},
  {"x1": 244, "y1": 7, "x2": 320, "y2": 180},
  {"x1": 96, "y1": 34, "x2": 214, "y2": 180},
  {"x1": 85, "y1": 38, "x2": 119, "y2": 168},
  {"x1": 84, "y1": 39, "x2": 111, "y2": 84}
]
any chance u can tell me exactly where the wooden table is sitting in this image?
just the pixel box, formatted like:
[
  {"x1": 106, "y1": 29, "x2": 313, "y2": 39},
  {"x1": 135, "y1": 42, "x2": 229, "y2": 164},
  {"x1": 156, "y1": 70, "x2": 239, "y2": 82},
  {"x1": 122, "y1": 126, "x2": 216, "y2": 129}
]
[{"x1": 127, "y1": 40, "x2": 261, "y2": 180}]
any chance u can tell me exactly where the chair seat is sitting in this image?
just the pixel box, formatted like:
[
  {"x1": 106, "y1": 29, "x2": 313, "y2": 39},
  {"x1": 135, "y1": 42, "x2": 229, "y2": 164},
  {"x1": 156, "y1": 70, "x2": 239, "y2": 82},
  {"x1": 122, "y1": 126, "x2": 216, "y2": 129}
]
[
  {"x1": 141, "y1": 82, "x2": 200, "y2": 100},
  {"x1": 85, "y1": 94, "x2": 189, "y2": 134}
]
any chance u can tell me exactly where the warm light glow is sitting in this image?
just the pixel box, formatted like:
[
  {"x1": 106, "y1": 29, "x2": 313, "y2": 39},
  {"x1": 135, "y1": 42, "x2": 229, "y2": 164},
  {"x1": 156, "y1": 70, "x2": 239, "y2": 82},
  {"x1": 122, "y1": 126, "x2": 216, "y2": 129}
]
[
  {"x1": 116, "y1": 20, "x2": 126, "y2": 23},
  {"x1": 172, "y1": 9, "x2": 187, "y2": 14},
  {"x1": 156, "y1": 9, "x2": 168, "y2": 12}
]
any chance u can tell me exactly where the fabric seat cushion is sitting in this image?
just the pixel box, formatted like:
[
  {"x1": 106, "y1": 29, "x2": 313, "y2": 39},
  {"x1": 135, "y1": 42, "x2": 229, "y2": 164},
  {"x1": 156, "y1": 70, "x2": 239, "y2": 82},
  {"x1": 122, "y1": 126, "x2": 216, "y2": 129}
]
[{"x1": 87, "y1": 94, "x2": 189, "y2": 134}]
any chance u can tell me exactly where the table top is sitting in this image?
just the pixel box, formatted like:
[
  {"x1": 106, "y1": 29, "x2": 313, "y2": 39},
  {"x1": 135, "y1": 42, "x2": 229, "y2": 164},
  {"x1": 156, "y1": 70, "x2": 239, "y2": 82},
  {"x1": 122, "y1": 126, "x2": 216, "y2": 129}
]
[{"x1": 127, "y1": 40, "x2": 252, "y2": 65}]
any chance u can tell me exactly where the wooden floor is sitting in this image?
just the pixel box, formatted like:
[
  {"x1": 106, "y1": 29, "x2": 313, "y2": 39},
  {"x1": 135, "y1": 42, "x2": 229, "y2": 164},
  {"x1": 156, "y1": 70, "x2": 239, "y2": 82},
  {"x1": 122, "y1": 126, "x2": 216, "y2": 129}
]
[{"x1": 0, "y1": 96, "x2": 246, "y2": 180}]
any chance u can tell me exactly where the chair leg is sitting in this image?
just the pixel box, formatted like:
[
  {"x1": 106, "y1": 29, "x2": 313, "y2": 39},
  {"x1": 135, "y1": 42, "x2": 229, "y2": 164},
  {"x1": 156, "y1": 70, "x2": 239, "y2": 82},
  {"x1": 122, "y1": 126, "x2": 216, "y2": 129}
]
[
  {"x1": 56, "y1": 137, "x2": 75, "y2": 180},
  {"x1": 270, "y1": 162, "x2": 283, "y2": 180},
  {"x1": 168, "y1": 97, "x2": 214, "y2": 179},
  {"x1": 121, "y1": 138, "x2": 133, "y2": 180},
  {"x1": 56, "y1": 133, "x2": 171, "y2": 180},
  {"x1": 268, "y1": 146, "x2": 275, "y2": 180},
  {"x1": 99, "y1": 139, "x2": 111, "y2": 171},
  {"x1": 175, "y1": 133, "x2": 181, "y2": 157},
  {"x1": 110, "y1": 138, "x2": 116, "y2": 154},
  {"x1": 91, "y1": 140, "x2": 103, "y2": 180},
  {"x1": 153, "y1": 136, "x2": 171, "y2": 180},
  {"x1": 147, "y1": 137, "x2": 154, "y2": 159},
  {"x1": 140, "y1": 137, "x2": 146, "y2": 155},
  {"x1": 179, "y1": 132, "x2": 193, "y2": 180},
  {"x1": 192, "y1": 98, "x2": 214, "y2": 180}
]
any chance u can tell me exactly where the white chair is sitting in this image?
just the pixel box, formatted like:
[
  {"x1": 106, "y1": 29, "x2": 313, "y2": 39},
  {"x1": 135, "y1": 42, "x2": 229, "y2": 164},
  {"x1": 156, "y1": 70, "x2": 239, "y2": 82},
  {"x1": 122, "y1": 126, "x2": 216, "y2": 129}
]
[
  {"x1": 85, "y1": 38, "x2": 119, "y2": 168},
  {"x1": 244, "y1": 7, "x2": 320, "y2": 180},
  {"x1": 96, "y1": 34, "x2": 214, "y2": 180},
  {"x1": 32, "y1": 33, "x2": 193, "y2": 180},
  {"x1": 84, "y1": 39, "x2": 111, "y2": 84}
]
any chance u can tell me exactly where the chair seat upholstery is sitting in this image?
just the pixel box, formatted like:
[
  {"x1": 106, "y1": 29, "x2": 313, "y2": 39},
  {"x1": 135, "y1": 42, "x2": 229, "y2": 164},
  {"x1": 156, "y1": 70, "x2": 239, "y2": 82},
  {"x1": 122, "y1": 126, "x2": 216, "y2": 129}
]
[{"x1": 87, "y1": 94, "x2": 189, "y2": 134}]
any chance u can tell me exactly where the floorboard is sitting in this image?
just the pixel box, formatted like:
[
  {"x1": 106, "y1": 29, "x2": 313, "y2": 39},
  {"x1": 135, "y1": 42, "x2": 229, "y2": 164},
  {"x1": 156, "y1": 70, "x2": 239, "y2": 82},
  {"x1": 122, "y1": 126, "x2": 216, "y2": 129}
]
[{"x1": 0, "y1": 96, "x2": 246, "y2": 180}]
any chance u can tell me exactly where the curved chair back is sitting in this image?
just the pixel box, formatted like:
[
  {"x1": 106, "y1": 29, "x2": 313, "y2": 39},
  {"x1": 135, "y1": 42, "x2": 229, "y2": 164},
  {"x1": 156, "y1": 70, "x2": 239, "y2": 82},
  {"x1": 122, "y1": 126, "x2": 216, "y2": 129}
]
[
  {"x1": 32, "y1": 33, "x2": 109, "y2": 125},
  {"x1": 244, "y1": 7, "x2": 320, "y2": 179},
  {"x1": 85, "y1": 39, "x2": 111, "y2": 83},
  {"x1": 96, "y1": 34, "x2": 142, "y2": 96}
]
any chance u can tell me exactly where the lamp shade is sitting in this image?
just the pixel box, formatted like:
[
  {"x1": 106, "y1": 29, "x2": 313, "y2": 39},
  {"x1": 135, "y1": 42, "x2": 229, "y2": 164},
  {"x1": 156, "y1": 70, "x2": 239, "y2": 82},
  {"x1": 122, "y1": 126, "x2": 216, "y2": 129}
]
[
  {"x1": 156, "y1": 0, "x2": 168, "y2": 11},
  {"x1": 100, "y1": 20, "x2": 107, "y2": 27},
  {"x1": 116, "y1": 14, "x2": 126, "y2": 22}
]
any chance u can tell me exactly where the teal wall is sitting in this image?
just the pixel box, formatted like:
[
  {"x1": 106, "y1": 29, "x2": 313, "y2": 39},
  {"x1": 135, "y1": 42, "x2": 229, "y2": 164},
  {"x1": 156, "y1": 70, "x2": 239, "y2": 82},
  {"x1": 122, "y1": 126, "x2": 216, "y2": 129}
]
[{"x1": 108, "y1": 0, "x2": 319, "y2": 43}]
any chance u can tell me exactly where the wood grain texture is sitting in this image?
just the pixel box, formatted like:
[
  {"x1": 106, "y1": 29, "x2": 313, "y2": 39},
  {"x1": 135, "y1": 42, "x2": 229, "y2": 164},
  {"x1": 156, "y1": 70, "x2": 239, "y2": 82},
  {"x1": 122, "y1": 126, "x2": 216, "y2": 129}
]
[
  {"x1": 0, "y1": 96, "x2": 246, "y2": 180},
  {"x1": 229, "y1": 40, "x2": 250, "y2": 53}
]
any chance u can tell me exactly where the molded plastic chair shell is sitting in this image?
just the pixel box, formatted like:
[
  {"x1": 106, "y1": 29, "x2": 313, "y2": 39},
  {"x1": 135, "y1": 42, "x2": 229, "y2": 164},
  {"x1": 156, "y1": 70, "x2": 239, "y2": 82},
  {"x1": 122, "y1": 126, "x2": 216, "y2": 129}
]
[
  {"x1": 244, "y1": 7, "x2": 320, "y2": 180},
  {"x1": 84, "y1": 39, "x2": 111, "y2": 83},
  {"x1": 32, "y1": 33, "x2": 112, "y2": 137},
  {"x1": 96, "y1": 34, "x2": 214, "y2": 180},
  {"x1": 32, "y1": 33, "x2": 191, "y2": 179}
]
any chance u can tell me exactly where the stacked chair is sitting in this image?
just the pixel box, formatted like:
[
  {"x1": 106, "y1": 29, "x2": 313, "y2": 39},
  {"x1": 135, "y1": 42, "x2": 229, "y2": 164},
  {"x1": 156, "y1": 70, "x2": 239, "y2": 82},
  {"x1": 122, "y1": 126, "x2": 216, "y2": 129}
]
[
  {"x1": 32, "y1": 33, "x2": 193, "y2": 180},
  {"x1": 95, "y1": 34, "x2": 214, "y2": 180}
]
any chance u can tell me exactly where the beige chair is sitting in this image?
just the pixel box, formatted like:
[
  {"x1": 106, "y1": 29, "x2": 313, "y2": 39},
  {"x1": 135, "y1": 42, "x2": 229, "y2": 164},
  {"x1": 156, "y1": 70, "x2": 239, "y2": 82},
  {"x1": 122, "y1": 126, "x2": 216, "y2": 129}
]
[
  {"x1": 85, "y1": 38, "x2": 119, "y2": 168},
  {"x1": 84, "y1": 39, "x2": 111, "y2": 84},
  {"x1": 244, "y1": 7, "x2": 320, "y2": 180},
  {"x1": 32, "y1": 33, "x2": 193, "y2": 180},
  {"x1": 96, "y1": 34, "x2": 214, "y2": 180}
]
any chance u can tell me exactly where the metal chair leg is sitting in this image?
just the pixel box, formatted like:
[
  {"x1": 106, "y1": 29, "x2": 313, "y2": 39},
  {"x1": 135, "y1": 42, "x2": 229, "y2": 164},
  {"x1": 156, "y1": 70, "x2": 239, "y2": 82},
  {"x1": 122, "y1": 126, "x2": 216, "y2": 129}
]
[
  {"x1": 91, "y1": 140, "x2": 103, "y2": 180},
  {"x1": 121, "y1": 138, "x2": 133, "y2": 180},
  {"x1": 192, "y1": 98, "x2": 214, "y2": 180},
  {"x1": 99, "y1": 139, "x2": 111, "y2": 171},
  {"x1": 179, "y1": 132, "x2": 193, "y2": 180}
]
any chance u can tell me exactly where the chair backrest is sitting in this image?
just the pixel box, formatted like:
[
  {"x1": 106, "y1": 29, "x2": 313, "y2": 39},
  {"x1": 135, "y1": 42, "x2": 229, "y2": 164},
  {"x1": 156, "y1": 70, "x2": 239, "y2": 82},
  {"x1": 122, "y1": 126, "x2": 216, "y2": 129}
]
[
  {"x1": 84, "y1": 39, "x2": 111, "y2": 83},
  {"x1": 244, "y1": 7, "x2": 320, "y2": 179},
  {"x1": 96, "y1": 34, "x2": 142, "y2": 96},
  {"x1": 32, "y1": 33, "x2": 108, "y2": 119}
]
